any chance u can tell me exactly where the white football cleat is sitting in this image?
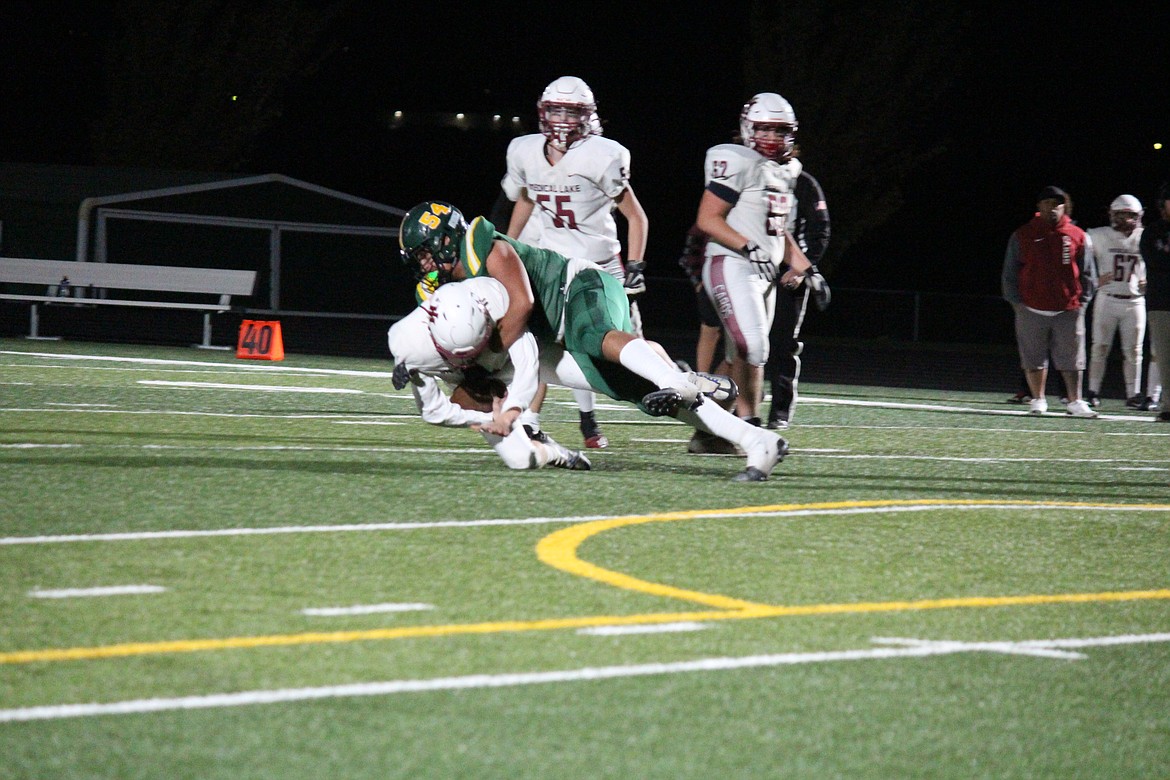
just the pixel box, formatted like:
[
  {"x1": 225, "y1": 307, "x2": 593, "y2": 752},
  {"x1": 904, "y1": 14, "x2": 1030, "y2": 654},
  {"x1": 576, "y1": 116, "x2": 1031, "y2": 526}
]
[{"x1": 733, "y1": 431, "x2": 788, "y2": 482}]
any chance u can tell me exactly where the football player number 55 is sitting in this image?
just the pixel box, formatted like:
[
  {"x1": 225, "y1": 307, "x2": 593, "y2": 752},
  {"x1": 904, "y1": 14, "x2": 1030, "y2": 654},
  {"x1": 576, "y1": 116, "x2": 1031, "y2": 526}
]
[{"x1": 536, "y1": 194, "x2": 577, "y2": 229}]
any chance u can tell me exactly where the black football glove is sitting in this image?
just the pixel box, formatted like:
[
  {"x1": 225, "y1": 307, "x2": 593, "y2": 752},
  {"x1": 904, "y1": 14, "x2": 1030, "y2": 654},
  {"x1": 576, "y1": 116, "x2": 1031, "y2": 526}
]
[
  {"x1": 742, "y1": 242, "x2": 778, "y2": 282},
  {"x1": 624, "y1": 261, "x2": 647, "y2": 297},
  {"x1": 391, "y1": 361, "x2": 411, "y2": 390},
  {"x1": 805, "y1": 265, "x2": 831, "y2": 311}
]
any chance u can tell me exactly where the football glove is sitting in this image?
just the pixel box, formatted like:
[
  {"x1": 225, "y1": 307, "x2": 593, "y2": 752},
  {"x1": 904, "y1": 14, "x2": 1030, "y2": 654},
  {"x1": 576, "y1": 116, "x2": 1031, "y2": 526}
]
[
  {"x1": 806, "y1": 265, "x2": 832, "y2": 311},
  {"x1": 742, "y1": 242, "x2": 778, "y2": 282},
  {"x1": 391, "y1": 361, "x2": 411, "y2": 390},
  {"x1": 623, "y1": 261, "x2": 647, "y2": 297}
]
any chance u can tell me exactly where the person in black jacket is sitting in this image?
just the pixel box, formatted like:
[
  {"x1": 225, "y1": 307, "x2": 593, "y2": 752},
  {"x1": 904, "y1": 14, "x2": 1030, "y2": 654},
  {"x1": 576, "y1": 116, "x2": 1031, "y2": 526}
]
[
  {"x1": 765, "y1": 170, "x2": 831, "y2": 429},
  {"x1": 1140, "y1": 182, "x2": 1170, "y2": 421}
]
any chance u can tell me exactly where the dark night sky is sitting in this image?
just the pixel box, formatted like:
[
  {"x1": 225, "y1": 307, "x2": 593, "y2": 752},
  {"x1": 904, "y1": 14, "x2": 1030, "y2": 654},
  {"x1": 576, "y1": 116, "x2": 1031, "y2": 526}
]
[{"x1": 3, "y1": 2, "x2": 1168, "y2": 297}]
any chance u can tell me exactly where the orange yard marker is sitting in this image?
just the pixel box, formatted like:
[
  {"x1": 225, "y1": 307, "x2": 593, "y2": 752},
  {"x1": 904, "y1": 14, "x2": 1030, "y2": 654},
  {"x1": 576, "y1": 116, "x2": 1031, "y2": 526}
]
[{"x1": 236, "y1": 320, "x2": 284, "y2": 361}]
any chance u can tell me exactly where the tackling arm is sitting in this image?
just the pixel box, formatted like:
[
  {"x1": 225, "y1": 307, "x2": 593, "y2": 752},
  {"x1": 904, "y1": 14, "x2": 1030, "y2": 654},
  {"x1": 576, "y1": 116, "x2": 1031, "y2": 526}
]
[{"x1": 484, "y1": 240, "x2": 535, "y2": 352}]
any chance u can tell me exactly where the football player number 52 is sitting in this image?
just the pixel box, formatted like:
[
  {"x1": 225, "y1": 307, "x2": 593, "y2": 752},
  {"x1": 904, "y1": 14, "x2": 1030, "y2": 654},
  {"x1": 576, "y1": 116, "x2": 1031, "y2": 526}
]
[{"x1": 536, "y1": 194, "x2": 577, "y2": 229}]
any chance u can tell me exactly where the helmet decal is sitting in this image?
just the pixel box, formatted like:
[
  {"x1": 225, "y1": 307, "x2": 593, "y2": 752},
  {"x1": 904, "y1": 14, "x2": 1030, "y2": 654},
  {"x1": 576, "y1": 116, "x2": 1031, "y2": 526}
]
[{"x1": 399, "y1": 201, "x2": 468, "y2": 285}]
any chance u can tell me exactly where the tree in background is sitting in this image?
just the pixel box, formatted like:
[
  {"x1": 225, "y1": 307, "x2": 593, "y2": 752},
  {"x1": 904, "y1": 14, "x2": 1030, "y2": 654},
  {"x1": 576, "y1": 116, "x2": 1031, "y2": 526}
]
[
  {"x1": 92, "y1": 0, "x2": 342, "y2": 171},
  {"x1": 745, "y1": 3, "x2": 971, "y2": 272}
]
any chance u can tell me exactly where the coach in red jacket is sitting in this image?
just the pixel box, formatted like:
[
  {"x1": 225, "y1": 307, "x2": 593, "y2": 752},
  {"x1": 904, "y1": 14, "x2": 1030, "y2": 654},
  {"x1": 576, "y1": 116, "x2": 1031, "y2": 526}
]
[{"x1": 1002, "y1": 185, "x2": 1099, "y2": 417}]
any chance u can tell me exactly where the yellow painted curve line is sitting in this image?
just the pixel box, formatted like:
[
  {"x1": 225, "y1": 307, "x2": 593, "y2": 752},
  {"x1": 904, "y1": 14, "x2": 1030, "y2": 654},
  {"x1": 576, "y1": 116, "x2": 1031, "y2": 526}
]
[{"x1": 4, "y1": 500, "x2": 1169, "y2": 665}]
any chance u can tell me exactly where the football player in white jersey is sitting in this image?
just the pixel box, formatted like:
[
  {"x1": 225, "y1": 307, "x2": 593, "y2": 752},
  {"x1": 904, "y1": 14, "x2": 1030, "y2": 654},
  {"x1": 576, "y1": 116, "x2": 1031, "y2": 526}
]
[
  {"x1": 1085, "y1": 194, "x2": 1147, "y2": 407},
  {"x1": 501, "y1": 76, "x2": 649, "y2": 450},
  {"x1": 388, "y1": 278, "x2": 591, "y2": 471},
  {"x1": 696, "y1": 92, "x2": 830, "y2": 427}
]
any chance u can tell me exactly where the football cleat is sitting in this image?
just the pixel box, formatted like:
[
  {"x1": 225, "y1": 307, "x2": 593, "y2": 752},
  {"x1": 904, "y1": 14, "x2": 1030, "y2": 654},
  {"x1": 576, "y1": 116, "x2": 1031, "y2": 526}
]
[
  {"x1": 584, "y1": 434, "x2": 609, "y2": 449},
  {"x1": 541, "y1": 434, "x2": 592, "y2": 471},
  {"x1": 686, "y1": 430, "x2": 743, "y2": 455},
  {"x1": 642, "y1": 387, "x2": 684, "y2": 417},
  {"x1": 691, "y1": 371, "x2": 738, "y2": 404},
  {"x1": 1086, "y1": 390, "x2": 1101, "y2": 408},
  {"x1": 579, "y1": 412, "x2": 609, "y2": 449},
  {"x1": 733, "y1": 432, "x2": 788, "y2": 482}
]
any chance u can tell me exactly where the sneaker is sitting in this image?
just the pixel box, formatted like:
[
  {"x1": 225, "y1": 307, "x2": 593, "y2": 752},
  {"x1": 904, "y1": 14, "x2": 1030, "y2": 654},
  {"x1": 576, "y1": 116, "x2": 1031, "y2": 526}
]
[
  {"x1": 765, "y1": 415, "x2": 789, "y2": 430},
  {"x1": 687, "y1": 430, "x2": 742, "y2": 455},
  {"x1": 1086, "y1": 390, "x2": 1101, "y2": 408},
  {"x1": 1066, "y1": 399, "x2": 1099, "y2": 418},
  {"x1": 542, "y1": 434, "x2": 592, "y2": 471},
  {"x1": 1007, "y1": 391, "x2": 1033, "y2": 404},
  {"x1": 1124, "y1": 394, "x2": 1159, "y2": 411},
  {"x1": 733, "y1": 433, "x2": 788, "y2": 482},
  {"x1": 1029, "y1": 398, "x2": 1048, "y2": 415},
  {"x1": 642, "y1": 387, "x2": 684, "y2": 417}
]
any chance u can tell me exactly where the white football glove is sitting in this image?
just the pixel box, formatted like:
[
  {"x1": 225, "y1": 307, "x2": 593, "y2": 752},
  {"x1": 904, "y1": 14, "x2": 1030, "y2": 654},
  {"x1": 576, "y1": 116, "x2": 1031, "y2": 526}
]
[{"x1": 742, "y1": 242, "x2": 777, "y2": 282}]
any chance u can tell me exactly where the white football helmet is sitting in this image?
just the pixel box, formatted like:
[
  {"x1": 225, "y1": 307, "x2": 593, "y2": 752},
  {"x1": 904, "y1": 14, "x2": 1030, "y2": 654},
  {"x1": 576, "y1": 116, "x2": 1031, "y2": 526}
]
[
  {"x1": 538, "y1": 76, "x2": 598, "y2": 151},
  {"x1": 739, "y1": 92, "x2": 798, "y2": 161},
  {"x1": 426, "y1": 283, "x2": 495, "y2": 368},
  {"x1": 1109, "y1": 194, "x2": 1144, "y2": 233}
]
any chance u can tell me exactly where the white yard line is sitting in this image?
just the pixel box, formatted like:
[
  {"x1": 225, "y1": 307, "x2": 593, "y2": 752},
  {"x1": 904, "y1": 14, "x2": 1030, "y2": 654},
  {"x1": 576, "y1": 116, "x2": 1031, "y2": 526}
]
[
  {"x1": 578, "y1": 622, "x2": 709, "y2": 636},
  {"x1": 138, "y1": 380, "x2": 366, "y2": 394},
  {"x1": 0, "y1": 350, "x2": 395, "y2": 378},
  {"x1": 2, "y1": 631, "x2": 1166, "y2": 722},
  {"x1": 301, "y1": 603, "x2": 434, "y2": 617},
  {"x1": 28, "y1": 585, "x2": 166, "y2": 599},
  {"x1": 2, "y1": 502, "x2": 1162, "y2": 547}
]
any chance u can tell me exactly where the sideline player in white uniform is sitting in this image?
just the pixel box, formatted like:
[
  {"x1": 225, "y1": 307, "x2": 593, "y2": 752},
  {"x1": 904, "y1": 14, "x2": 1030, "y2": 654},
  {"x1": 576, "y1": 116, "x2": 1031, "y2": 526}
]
[
  {"x1": 1085, "y1": 194, "x2": 1146, "y2": 407},
  {"x1": 501, "y1": 76, "x2": 648, "y2": 450},
  {"x1": 388, "y1": 278, "x2": 590, "y2": 471},
  {"x1": 696, "y1": 92, "x2": 829, "y2": 425}
]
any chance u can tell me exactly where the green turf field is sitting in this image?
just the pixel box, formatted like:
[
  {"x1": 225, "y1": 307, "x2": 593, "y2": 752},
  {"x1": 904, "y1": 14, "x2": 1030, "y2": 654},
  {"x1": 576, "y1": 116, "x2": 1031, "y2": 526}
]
[{"x1": 1, "y1": 338, "x2": 1168, "y2": 778}]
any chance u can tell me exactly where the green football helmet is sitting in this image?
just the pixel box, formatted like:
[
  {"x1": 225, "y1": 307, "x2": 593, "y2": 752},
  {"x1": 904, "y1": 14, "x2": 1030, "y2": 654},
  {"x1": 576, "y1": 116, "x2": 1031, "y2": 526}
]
[{"x1": 399, "y1": 201, "x2": 468, "y2": 284}]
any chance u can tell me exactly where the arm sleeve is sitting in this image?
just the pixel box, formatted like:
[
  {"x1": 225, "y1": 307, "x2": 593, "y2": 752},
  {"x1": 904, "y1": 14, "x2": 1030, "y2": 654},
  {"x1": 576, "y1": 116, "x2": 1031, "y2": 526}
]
[
  {"x1": 1002, "y1": 233, "x2": 1022, "y2": 304},
  {"x1": 794, "y1": 173, "x2": 830, "y2": 265},
  {"x1": 411, "y1": 374, "x2": 493, "y2": 428},
  {"x1": 499, "y1": 330, "x2": 539, "y2": 413}
]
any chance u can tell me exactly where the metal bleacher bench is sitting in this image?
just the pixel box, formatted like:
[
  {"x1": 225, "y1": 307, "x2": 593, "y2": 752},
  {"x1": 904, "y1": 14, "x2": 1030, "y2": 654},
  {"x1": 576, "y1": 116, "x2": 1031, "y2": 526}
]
[{"x1": 0, "y1": 257, "x2": 257, "y2": 348}]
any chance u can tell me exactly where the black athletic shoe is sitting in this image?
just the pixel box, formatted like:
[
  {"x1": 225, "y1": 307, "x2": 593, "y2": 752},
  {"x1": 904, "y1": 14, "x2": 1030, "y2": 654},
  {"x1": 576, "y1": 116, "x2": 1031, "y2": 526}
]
[{"x1": 1086, "y1": 391, "x2": 1101, "y2": 408}]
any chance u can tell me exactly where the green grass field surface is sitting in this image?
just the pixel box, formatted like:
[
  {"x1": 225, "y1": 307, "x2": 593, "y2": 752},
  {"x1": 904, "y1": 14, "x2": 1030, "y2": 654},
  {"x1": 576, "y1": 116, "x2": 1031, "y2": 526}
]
[{"x1": 1, "y1": 338, "x2": 1168, "y2": 778}]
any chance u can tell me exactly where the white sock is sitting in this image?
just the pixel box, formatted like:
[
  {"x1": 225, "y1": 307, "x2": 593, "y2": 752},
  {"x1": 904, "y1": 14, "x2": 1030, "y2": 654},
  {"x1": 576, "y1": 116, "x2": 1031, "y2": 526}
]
[
  {"x1": 618, "y1": 338, "x2": 684, "y2": 391},
  {"x1": 678, "y1": 402, "x2": 776, "y2": 471},
  {"x1": 573, "y1": 388, "x2": 595, "y2": 413}
]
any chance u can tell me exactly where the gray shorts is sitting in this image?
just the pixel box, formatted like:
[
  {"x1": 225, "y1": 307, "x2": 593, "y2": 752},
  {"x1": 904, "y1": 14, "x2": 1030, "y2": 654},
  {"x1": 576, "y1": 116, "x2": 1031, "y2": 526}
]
[{"x1": 1014, "y1": 305, "x2": 1086, "y2": 370}]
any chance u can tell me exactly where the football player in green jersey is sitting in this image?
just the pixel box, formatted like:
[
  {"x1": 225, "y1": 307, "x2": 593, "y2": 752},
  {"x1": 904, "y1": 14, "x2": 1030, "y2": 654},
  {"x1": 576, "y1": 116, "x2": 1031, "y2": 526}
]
[{"x1": 400, "y1": 200, "x2": 787, "y2": 481}]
